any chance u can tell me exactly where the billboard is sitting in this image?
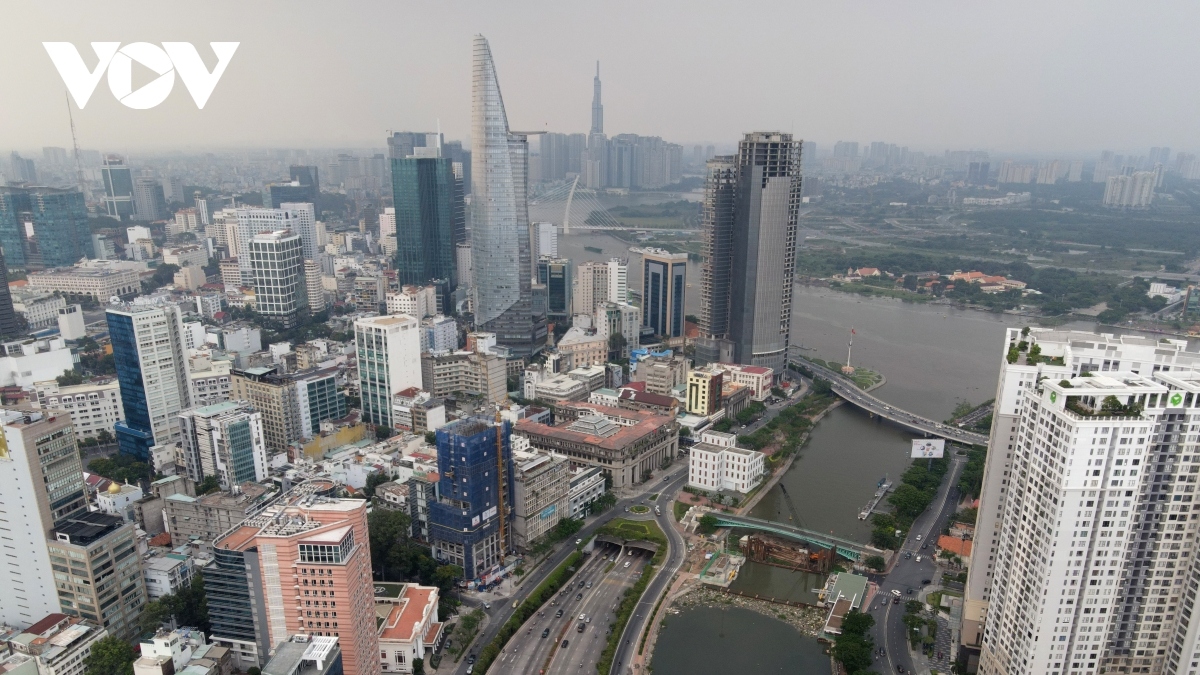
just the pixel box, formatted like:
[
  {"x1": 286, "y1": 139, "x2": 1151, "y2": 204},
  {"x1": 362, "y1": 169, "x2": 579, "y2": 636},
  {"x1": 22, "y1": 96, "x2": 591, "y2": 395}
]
[{"x1": 911, "y1": 439, "x2": 945, "y2": 458}]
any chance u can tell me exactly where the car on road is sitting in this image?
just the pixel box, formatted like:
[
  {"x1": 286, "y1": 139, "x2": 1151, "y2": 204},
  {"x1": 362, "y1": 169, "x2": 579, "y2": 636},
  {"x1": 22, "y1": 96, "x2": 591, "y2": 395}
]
[
  {"x1": 561, "y1": 639, "x2": 569, "y2": 648},
  {"x1": 915, "y1": 555, "x2": 922, "y2": 562},
  {"x1": 921, "y1": 579, "x2": 931, "y2": 585},
  {"x1": 892, "y1": 597, "x2": 900, "y2": 604},
  {"x1": 624, "y1": 506, "x2": 630, "y2": 512},
  {"x1": 576, "y1": 538, "x2": 582, "y2": 545},
  {"x1": 915, "y1": 534, "x2": 923, "y2": 541},
  {"x1": 556, "y1": 609, "x2": 564, "y2": 618},
  {"x1": 577, "y1": 622, "x2": 585, "y2": 633},
  {"x1": 579, "y1": 613, "x2": 586, "y2": 621},
  {"x1": 467, "y1": 655, "x2": 476, "y2": 665},
  {"x1": 576, "y1": 593, "x2": 583, "y2": 600},
  {"x1": 466, "y1": 666, "x2": 472, "y2": 675},
  {"x1": 906, "y1": 588, "x2": 914, "y2": 594},
  {"x1": 624, "y1": 561, "x2": 631, "y2": 568},
  {"x1": 482, "y1": 602, "x2": 490, "y2": 610},
  {"x1": 587, "y1": 582, "x2": 592, "y2": 588},
  {"x1": 890, "y1": 589, "x2": 902, "y2": 597},
  {"x1": 542, "y1": 629, "x2": 550, "y2": 638}
]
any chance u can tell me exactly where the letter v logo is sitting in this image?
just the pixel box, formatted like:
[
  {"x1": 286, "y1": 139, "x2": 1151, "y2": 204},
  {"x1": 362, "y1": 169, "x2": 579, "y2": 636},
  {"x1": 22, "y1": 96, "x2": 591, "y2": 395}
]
[
  {"x1": 43, "y1": 42, "x2": 120, "y2": 109},
  {"x1": 162, "y1": 42, "x2": 239, "y2": 109}
]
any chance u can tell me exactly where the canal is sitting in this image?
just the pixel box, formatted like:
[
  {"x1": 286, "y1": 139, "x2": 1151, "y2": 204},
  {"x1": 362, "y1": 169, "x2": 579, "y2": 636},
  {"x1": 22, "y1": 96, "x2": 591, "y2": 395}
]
[{"x1": 650, "y1": 605, "x2": 833, "y2": 675}]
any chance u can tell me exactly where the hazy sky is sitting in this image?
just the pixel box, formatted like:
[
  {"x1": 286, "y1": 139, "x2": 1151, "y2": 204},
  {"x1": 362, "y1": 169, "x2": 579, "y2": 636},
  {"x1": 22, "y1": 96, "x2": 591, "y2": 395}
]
[{"x1": 3, "y1": 1, "x2": 1197, "y2": 156}]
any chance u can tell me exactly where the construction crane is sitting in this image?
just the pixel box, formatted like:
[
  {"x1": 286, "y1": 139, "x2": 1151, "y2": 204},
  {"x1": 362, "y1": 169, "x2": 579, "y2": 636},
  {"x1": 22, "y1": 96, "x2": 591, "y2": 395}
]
[
  {"x1": 66, "y1": 92, "x2": 87, "y2": 198},
  {"x1": 778, "y1": 484, "x2": 805, "y2": 529}
]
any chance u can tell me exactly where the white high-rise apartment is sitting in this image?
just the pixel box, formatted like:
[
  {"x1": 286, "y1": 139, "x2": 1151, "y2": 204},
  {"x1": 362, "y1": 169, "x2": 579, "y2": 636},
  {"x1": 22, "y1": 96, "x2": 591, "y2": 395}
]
[
  {"x1": 379, "y1": 207, "x2": 396, "y2": 239},
  {"x1": 354, "y1": 315, "x2": 421, "y2": 429},
  {"x1": 304, "y1": 260, "x2": 325, "y2": 313},
  {"x1": 248, "y1": 229, "x2": 308, "y2": 328},
  {"x1": 279, "y1": 202, "x2": 318, "y2": 260},
  {"x1": 0, "y1": 409, "x2": 87, "y2": 627},
  {"x1": 1103, "y1": 173, "x2": 1157, "y2": 208},
  {"x1": 235, "y1": 204, "x2": 316, "y2": 285},
  {"x1": 970, "y1": 328, "x2": 1200, "y2": 675},
  {"x1": 177, "y1": 401, "x2": 267, "y2": 491},
  {"x1": 607, "y1": 258, "x2": 628, "y2": 304},
  {"x1": 574, "y1": 261, "x2": 609, "y2": 315}
]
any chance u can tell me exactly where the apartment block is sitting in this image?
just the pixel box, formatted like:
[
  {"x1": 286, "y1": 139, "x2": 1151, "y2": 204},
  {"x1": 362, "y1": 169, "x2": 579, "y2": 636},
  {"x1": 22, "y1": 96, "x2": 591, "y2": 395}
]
[
  {"x1": 969, "y1": 329, "x2": 1200, "y2": 675},
  {"x1": 511, "y1": 449, "x2": 570, "y2": 550},
  {"x1": 48, "y1": 511, "x2": 147, "y2": 640}
]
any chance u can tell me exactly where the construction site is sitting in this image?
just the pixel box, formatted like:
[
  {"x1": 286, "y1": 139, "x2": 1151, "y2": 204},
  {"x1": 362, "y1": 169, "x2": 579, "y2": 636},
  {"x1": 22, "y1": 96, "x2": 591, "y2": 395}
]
[{"x1": 739, "y1": 533, "x2": 835, "y2": 574}]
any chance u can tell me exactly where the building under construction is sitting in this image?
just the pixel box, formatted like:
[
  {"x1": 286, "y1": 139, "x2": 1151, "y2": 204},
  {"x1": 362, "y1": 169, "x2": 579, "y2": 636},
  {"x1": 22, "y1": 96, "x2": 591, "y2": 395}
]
[
  {"x1": 428, "y1": 417, "x2": 515, "y2": 580},
  {"x1": 739, "y1": 533, "x2": 834, "y2": 574}
]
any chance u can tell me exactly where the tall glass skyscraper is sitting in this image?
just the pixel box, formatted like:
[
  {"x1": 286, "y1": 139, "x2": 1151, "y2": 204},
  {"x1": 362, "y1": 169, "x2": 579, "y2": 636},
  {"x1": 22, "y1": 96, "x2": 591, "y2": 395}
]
[
  {"x1": 0, "y1": 186, "x2": 91, "y2": 272},
  {"x1": 390, "y1": 150, "x2": 461, "y2": 291},
  {"x1": 641, "y1": 248, "x2": 688, "y2": 339},
  {"x1": 469, "y1": 35, "x2": 546, "y2": 357},
  {"x1": 108, "y1": 303, "x2": 192, "y2": 460},
  {"x1": 248, "y1": 229, "x2": 308, "y2": 328},
  {"x1": 537, "y1": 256, "x2": 572, "y2": 322},
  {"x1": 101, "y1": 155, "x2": 135, "y2": 220},
  {"x1": 696, "y1": 133, "x2": 801, "y2": 371}
]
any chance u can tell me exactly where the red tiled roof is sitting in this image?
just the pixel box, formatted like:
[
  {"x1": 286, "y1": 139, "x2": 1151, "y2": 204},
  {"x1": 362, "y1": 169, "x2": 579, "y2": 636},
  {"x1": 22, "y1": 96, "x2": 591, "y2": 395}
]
[
  {"x1": 25, "y1": 614, "x2": 68, "y2": 637},
  {"x1": 617, "y1": 388, "x2": 677, "y2": 408},
  {"x1": 149, "y1": 532, "x2": 172, "y2": 548},
  {"x1": 937, "y1": 535, "x2": 972, "y2": 557},
  {"x1": 620, "y1": 381, "x2": 647, "y2": 392}
]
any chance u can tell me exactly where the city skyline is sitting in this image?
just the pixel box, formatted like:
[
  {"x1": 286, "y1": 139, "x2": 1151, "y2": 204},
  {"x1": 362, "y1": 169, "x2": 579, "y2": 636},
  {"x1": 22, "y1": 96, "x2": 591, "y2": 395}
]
[{"x1": 4, "y1": 2, "x2": 1200, "y2": 154}]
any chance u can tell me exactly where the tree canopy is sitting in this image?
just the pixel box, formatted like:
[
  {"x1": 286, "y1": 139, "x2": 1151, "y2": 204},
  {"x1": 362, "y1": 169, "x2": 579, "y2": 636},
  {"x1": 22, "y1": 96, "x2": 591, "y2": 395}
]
[{"x1": 85, "y1": 636, "x2": 135, "y2": 675}]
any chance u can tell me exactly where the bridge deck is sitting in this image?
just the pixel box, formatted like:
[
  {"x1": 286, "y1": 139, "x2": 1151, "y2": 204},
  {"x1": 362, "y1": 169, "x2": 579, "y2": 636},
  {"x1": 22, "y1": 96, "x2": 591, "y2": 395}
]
[{"x1": 712, "y1": 514, "x2": 868, "y2": 560}]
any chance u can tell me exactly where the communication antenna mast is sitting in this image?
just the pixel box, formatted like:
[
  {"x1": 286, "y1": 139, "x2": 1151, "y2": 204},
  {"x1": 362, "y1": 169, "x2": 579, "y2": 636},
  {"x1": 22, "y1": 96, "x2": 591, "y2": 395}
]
[
  {"x1": 494, "y1": 412, "x2": 509, "y2": 554},
  {"x1": 66, "y1": 92, "x2": 87, "y2": 197}
]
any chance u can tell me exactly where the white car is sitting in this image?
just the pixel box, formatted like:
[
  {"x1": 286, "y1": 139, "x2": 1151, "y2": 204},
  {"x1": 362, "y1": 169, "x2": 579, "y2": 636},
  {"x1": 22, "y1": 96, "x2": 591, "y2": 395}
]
[
  {"x1": 916, "y1": 555, "x2": 923, "y2": 562},
  {"x1": 624, "y1": 561, "x2": 631, "y2": 568},
  {"x1": 915, "y1": 534, "x2": 923, "y2": 541},
  {"x1": 579, "y1": 613, "x2": 586, "y2": 621},
  {"x1": 890, "y1": 589, "x2": 902, "y2": 597}
]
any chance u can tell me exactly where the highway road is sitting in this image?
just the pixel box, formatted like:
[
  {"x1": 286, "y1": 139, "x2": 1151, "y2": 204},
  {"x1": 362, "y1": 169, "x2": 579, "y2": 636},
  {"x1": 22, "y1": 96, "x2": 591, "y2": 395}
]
[
  {"x1": 609, "y1": 472, "x2": 689, "y2": 675},
  {"x1": 489, "y1": 545, "x2": 648, "y2": 674},
  {"x1": 867, "y1": 455, "x2": 967, "y2": 675},
  {"x1": 452, "y1": 468, "x2": 687, "y2": 675}
]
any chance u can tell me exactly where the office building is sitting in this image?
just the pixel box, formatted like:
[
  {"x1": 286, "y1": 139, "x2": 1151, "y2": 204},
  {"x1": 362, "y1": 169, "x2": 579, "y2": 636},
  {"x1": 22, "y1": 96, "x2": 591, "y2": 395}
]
[
  {"x1": 163, "y1": 481, "x2": 274, "y2": 547},
  {"x1": 568, "y1": 466, "x2": 606, "y2": 520},
  {"x1": 0, "y1": 186, "x2": 91, "y2": 272},
  {"x1": 686, "y1": 368, "x2": 723, "y2": 416},
  {"x1": 421, "y1": 315, "x2": 457, "y2": 353},
  {"x1": 49, "y1": 511, "x2": 147, "y2": 640},
  {"x1": 28, "y1": 264, "x2": 139, "y2": 301},
  {"x1": 249, "y1": 230, "x2": 309, "y2": 328},
  {"x1": 265, "y1": 181, "x2": 318, "y2": 212},
  {"x1": 594, "y1": 301, "x2": 640, "y2": 359},
  {"x1": 537, "y1": 256, "x2": 572, "y2": 321},
  {"x1": 235, "y1": 205, "x2": 317, "y2": 286},
  {"x1": 262, "y1": 635, "x2": 343, "y2": 675},
  {"x1": 31, "y1": 379, "x2": 124, "y2": 440},
  {"x1": 469, "y1": 35, "x2": 546, "y2": 357},
  {"x1": 511, "y1": 449, "x2": 570, "y2": 550},
  {"x1": 687, "y1": 430, "x2": 765, "y2": 493},
  {"x1": 632, "y1": 352, "x2": 688, "y2": 397},
  {"x1": 419, "y1": 350, "x2": 507, "y2": 405},
  {"x1": 534, "y1": 222, "x2": 557, "y2": 259},
  {"x1": 0, "y1": 248, "x2": 18, "y2": 337},
  {"x1": 101, "y1": 155, "x2": 135, "y2": 220},
  {"x1": 390, "y1": 142, "x2": 462, "y2": 293},
  {"x1": 0, "y1": 409, "x2": 88, "y2": 627},
  {"x1": 968, "y1": 329, "x2": 1200, "y2": 675},
  {"x1": 386, "y1": 285, "x2": 438, "y2": 319},
  {"x1": 108, "y1": 303, "x2": 192, "y2": 460},
  {"x1": 641, "y1": 248, "x2": 687, "y2": 339},
  {"x1": 429, "y1": 418, "x2": 514, "y2": 578},
  {"x1": 591, "y1": 61, "x2": 604, "y2": 135},
  {"x1": 210, "y1": 481, "x2": 378, "y2": 675},
  {"x1": 12, "y1": 290, "x2": 65, "y2": 328},
  {"x1": 355, "y1": 315, "x2": 421, "y2": 429},
  {"x1": 967, "y1": 161, "x2": 990, "y2": 185},
  {"x1": 515, "y1": 402, "x2": 678, "y2": 488},
  {"x1": 231, "y1": 366, "x2": 345, "y2": 453},
  {"x1": 133, "y1": 177, "x2": 168, "y2": 221},
  {"x1": 9, "y1": 152, "x2": 36, "y2": 183},
  {"x1": 555, "y1": 326, "x2": 607, "y2": 370},
  {"x1": 178, "y1": 401, "x2": 267, "y2": 490},
  {"x1": 696, "y1": 133, "x2": 800, "y2": 372}
]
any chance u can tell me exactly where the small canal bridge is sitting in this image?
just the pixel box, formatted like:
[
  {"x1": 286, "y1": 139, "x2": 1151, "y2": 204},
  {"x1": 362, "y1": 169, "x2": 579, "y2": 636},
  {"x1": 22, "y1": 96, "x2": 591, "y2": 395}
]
[{"x1": 710, "y1": 513, "x2": 871, "y2": 561}]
